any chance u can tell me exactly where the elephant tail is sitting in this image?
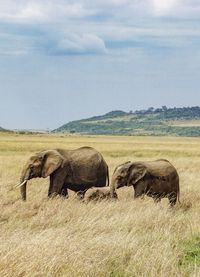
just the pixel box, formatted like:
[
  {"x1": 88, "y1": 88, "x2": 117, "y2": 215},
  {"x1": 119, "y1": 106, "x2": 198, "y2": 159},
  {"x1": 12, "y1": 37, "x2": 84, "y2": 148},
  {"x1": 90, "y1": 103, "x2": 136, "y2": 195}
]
[
  {"x1": 177, "y1": 176, "x2": 180, "y2": 204},
  {"x1": 106, "y1": 166, "x2": 109, "y2": 186},
  {"x1": 177, "y1": 186, "x2": 180, "y2": 204}
]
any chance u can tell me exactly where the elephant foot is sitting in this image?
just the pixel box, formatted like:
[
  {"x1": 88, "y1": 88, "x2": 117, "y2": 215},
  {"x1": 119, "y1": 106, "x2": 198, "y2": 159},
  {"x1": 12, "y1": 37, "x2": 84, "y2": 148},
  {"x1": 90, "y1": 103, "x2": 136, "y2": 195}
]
[
  {"x1": 168, "y1": 193, "x2": 177, "y2": 207},
  {"x1": 48, "y1": 192, "x2": 59, "y2": 198},
  {"x1": 153, "y1": 197, "x2": 161, "y2": 204},
  {"x1": 76, "y1": 191, "x2": 86, "y2": 200},
  {"x1": 61, "y1": 188, "x2": 69, "y2": 198}
]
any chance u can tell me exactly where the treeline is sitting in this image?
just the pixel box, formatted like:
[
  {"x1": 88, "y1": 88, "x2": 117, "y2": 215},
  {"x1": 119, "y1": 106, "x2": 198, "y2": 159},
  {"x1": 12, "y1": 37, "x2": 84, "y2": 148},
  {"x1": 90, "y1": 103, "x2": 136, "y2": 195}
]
[
  {"x1": 79, "y1": 106, "x2": 200, "y2": 122},
  {"x1": 133, "y1": 106, "x2": 200, "y2": 119}
]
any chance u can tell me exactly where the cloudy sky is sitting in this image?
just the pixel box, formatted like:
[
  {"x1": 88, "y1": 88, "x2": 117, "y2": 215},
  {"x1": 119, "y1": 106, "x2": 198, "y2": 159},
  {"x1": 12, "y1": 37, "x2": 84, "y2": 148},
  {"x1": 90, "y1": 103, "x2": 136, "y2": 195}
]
[{"x1": 0, "y1": 0, "x2": 200, "y2": 129}]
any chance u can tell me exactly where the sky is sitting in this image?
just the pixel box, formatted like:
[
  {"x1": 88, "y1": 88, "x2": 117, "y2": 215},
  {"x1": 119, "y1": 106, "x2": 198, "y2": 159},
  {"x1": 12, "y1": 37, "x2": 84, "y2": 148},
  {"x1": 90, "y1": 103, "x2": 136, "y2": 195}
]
[{"x1": 0, "y1": 0, "x2": 200, "y2": 130}]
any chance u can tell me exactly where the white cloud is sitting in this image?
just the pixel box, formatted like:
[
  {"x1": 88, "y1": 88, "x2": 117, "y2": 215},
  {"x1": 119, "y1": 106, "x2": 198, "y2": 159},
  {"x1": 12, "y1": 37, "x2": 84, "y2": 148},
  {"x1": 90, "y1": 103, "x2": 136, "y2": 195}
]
[
  {"x1": 0, "y1": 28, "x2": 107, "y2": 56},
  {"x1": 0, "y1": 0, "x2": 200, "y2": 57},
  {"x1": 152, "y1": 0, "x2": 180, "y2": 16},
  {"x1": 17, "y1": 3, "x2": 46, "y2": 21},
  {"x1": 0, "y1": 0, "x2": 200, "y2": 24},
  {"x1": 0, "y1": 1, "x2": 93, "y2": 23},
  {"x1": 150, "y1": 0, "x2": 200, "y2": 18},
  {"x1": 49, "y1": 33, "x2": 107, "y2": 55}
]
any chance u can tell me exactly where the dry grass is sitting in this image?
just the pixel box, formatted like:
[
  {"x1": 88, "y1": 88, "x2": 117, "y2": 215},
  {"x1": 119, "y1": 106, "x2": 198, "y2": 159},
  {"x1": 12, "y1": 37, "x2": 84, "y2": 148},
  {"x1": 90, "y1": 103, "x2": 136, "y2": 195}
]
[
  {"x1": 0, "y1": 133, "x2": 200, "y2": 277},
  {"x1": 169, "y1": 120, "x2": 200, "y2": 127}
]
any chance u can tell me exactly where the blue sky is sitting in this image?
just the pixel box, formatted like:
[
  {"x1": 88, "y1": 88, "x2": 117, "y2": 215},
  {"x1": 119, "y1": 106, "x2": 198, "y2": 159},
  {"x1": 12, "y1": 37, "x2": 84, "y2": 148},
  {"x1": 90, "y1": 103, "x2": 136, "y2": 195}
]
[{"x1": 0, "y1": 0, "x2": 200, "y2": 130}]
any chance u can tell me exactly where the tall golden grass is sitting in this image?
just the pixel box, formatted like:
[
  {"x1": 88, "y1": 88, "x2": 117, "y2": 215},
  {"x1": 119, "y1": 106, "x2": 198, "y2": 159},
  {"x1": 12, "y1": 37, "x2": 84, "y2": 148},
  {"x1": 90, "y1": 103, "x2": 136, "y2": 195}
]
[{"x1": 0, "y1": 133, "x2": 200, "y2": 276}]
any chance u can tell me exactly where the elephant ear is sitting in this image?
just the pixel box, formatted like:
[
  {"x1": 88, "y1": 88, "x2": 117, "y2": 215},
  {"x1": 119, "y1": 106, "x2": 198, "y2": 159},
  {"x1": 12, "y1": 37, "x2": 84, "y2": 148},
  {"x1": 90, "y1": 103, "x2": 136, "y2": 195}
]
[
  {"x1": 128, "y1": 163, "x2": 147, "y2": 185},
  {"x1": 41, "y1": 150, "x2": 63, "y2": 178},
  {"x1": 113, "y1": 161, "x2": 131, "y2": 174}
]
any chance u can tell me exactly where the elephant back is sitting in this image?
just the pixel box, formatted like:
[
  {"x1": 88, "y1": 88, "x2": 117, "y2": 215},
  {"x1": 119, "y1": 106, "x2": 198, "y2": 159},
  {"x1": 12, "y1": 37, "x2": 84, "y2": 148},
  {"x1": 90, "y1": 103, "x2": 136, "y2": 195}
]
[
  {"x1": 143, "y1": 160, "x2": 178, "y2": 178},
  {"x1": 66, "y1": 147, "x2": 107, "y2": 185}
]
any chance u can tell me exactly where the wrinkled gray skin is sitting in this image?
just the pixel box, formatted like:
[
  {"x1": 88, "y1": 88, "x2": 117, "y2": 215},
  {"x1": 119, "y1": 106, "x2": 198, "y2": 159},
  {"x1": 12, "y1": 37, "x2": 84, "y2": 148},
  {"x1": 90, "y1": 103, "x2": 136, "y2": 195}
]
[
  {"x1": 84, "y1": 187, "x2": 118, "y2": 203},
  {"x1": 110, "y1": 159, "x2": 180, "y2": 206},
  {"x1": 19, "y1": 146, "x2": 109, "y2": 201}
]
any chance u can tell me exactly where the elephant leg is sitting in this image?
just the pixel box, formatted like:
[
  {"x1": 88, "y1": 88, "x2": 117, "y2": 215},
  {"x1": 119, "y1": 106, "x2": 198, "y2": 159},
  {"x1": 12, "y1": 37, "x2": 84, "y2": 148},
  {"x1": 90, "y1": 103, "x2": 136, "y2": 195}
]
[
  {"x1": 148, "y1": 191, "x2": 162, "y2": 203},
  {"x1": 48, "y1": 172, "x2": 67, "y2": 198},
  {"x1": 134, "y1": 190, "x2": 143, "y2": 199},
  {"x1": 134, "y1": 184, "x2": 144, "y2": 199},
  {"x1": 153, "y1": 196, "x2": 161, "y2": 203},
  {"x1": 60, "y1": 185, "x2": 69, "y2": 198},
  {"x1": 48, "y1": 176, "x2": 54, "y2": 197},
  {"x1": 168, "y1": 192, "x2": 177, "y2": 207}
]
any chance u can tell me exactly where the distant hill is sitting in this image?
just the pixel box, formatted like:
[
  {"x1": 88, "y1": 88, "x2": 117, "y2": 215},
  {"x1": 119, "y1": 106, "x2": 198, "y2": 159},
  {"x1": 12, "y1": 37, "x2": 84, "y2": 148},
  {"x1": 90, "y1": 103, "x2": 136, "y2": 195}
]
[
  {"x1": 0, "y1": 126, "x2": 9, "y2": 132},
  {"x1": 54, "y1": 106, "x2": 200, "y2": 137}
]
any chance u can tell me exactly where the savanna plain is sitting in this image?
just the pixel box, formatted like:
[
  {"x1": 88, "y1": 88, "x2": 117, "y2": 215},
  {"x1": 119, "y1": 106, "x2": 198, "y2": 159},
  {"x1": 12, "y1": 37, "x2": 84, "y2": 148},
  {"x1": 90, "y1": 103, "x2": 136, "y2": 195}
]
[{"x1": 1, "y1": 133, "x2": 200, "y2": 277}]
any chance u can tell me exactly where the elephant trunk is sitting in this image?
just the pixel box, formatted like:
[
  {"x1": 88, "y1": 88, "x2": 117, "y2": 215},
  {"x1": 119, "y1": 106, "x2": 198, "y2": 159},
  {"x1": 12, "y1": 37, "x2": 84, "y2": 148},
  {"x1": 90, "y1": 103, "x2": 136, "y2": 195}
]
[
  {"x1": 110, "y1": 180, "x2": 117, "y2": 198},
  {"x1": 19, "y1": 168, "x2": 30, "y2": 201}
]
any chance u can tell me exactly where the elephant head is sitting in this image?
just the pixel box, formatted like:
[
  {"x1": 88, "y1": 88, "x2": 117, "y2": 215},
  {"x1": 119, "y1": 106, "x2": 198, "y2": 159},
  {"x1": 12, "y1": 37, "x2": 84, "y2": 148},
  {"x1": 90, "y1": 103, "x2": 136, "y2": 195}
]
[
  {"x1": 16, "y1": 150, "x2": 64, "y2": 201},
  {"x1": 110, "y1": 161, "x2": 147, "y2": 195}
]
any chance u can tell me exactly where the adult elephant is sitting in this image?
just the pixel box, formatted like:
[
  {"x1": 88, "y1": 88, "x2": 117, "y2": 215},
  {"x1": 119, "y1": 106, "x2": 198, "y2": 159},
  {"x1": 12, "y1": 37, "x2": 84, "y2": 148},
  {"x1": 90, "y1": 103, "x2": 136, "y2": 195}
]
[
  {"x1": 16, "y1": 146, "x2": 109, "y2": 201},
  {"x1": 110, "y1": 159, "x2": 180, "y2": 206}
]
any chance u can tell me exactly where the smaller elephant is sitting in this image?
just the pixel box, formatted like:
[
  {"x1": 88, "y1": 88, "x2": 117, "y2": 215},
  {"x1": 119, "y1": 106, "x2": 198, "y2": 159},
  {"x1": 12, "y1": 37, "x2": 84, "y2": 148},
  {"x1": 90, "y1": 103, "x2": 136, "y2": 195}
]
[
  {"x1": 84, "y1": 187, "x2": 118, "y2": 203},
  {"x1": 110, "y1": 159, "x2": 180, "y2": 206}
]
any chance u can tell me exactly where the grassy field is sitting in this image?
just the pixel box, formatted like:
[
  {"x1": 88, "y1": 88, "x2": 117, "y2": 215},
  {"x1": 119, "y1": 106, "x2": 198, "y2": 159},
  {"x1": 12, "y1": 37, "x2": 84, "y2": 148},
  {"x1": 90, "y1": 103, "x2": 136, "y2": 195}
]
[{"x1": 0, "y1": 133, "x2": 200, "y2": 277}]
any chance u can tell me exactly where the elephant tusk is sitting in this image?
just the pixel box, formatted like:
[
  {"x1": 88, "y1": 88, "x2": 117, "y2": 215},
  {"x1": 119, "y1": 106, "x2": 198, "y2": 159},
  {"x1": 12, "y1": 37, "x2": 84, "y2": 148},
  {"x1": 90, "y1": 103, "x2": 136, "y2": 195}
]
[{"x1": 15, "y1": 180, "x2": 27, "y2": 188}]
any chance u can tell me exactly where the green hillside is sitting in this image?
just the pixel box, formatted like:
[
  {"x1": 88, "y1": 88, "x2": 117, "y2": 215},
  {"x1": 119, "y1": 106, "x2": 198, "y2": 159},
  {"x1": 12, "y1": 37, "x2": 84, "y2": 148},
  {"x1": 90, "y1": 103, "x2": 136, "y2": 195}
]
[
  {"x1": 0, "y1": 126, "x2": 8, "y2": 132},
  {"x1": 54, "y1": 106, "x2": 200, "y2": 137}
]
